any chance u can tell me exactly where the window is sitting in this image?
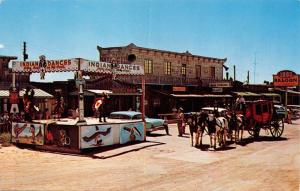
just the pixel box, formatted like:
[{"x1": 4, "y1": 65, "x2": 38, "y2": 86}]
[
  {"x1": 144, "y1": 59, "x2": 153, "y2": 74},
  {"x1": 196, "y1": 65, "x2": 201, "y2": 79},
  {"x1": 181, "y1": 64, "x2": 186, "y2": 76},
  {"x1": 165, "y1": 62, "x2": 171, "y2": 75},
  {"x1": 210, "y1": 67, "x2": 215, "y2": 79},
  {"x1": 256, "y1": 105, "x2": 262, "y2": 115},
  {"x1": 263, "y1": 104, "x2": 268, "y2": 113}
]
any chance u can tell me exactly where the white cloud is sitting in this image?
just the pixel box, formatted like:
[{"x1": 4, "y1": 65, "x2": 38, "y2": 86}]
[
  {"x1": 0, "y1": 0, "x2": 5, "y2": 5},
  {"x1": 0, "y1": 44, "x2": 4, "y2": 49}
]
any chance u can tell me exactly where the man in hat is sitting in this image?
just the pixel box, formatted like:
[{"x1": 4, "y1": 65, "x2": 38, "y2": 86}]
[
  {"x1": 98, "y1": 92, "x2": 110, "y2": 122},
  {"x1": 176, "y1": 107, "x2": 184, "y2": 136}
]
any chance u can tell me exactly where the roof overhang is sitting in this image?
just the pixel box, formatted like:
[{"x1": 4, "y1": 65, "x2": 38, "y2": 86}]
[{"x1": 171, "y1": 94, "x2": 232, "y2": 98}]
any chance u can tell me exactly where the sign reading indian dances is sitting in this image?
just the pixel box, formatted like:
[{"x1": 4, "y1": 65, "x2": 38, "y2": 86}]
[
  {"x1": 12, "y1": 59, "x2": 79, "y2": 72},
  {"x1": 80, "y1": 60, "x2": 144, "y2": 75}
]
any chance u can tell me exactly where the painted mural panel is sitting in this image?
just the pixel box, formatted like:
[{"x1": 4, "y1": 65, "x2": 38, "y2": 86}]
[
  {"x1": 12, "y1": 122, "x2": 44, "y2": 145},
  {"x1": 45, "y1": 125, "x2": 79, "y2": 149},
  {"x1": 81, "y1": 125, "x2": 113, "y2": 149},
  {"x1": 119, "y1": 122, "x2": 144, "y2": 144}
]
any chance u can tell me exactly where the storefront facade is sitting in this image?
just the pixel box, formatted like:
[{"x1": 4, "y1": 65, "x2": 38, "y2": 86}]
[{"x1": 97, "y1": 43, "x2": 232, "y2": 116}]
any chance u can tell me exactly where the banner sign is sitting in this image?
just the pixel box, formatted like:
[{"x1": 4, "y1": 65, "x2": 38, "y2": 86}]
[
  {"x1": 209, "y1": 82, "x2": 231, "y2": 88},
  {"x1": 12, "y1": 59, "x2": 79, "y2": 72},
  {"x1": 80, "y1": 60, "x2": 144, "y2": 75},
  {"x1": 173, "y1": 86, "x2": 187, "y2": 92},
  {"x1": 273, "y1": 70, "x2": 299, "y2": 87}
]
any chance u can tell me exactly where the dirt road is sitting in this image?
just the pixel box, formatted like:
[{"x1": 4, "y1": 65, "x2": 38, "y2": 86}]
[{"x1": 1, "y1": 120, "x2": 299, "y2": 191}]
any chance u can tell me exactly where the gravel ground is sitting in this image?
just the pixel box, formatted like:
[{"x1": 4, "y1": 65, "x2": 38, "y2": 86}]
[{"x1": 0, "y1": 119, "x2": 299, "y2": 191}]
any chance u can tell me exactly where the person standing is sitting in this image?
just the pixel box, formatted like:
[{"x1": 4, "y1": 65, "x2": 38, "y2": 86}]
[
  {"x1": 97, "y1": 93, "x2": 110, "y2": 122},
  {"x1": 176, "y1": 107, "x2": 184, "y2": 136}
]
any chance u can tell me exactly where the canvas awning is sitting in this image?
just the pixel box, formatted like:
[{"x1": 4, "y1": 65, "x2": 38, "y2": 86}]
[
  {"x1": 260, "y1": 93, "x2": 281, "y2": 97},
  {"x1": 171, "y1": 94, "x2": 232, "y2": 98},
  {"x1": 0, "y1": 89, "x2": 53, "y2": 98},
  {"x1": 233, "y1": 92, "x2": 261, "y2": 96},
  {"x1": 69, "y1": 89, "x2": 141, "y2": 96}
]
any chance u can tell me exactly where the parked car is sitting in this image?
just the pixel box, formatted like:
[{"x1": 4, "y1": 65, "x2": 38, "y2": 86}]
[
  {"x1": 274, "y1": 105, "x2": 287, "y2": 119},
  {"x1": 109, "y1": 111, "x2": 169, "y2": 134},
  {"x1": 287, "y1": 105, "x2": 300, "y2": 120}
]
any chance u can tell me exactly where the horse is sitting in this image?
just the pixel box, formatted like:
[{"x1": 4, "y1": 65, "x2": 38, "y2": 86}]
[
  {"x1": 227, "y1": 112, "x2": 244, "y2": 143},
  {"x1": 207, "y1": 111, "x2": 229, "y2": 149},
  {"x1": 185, "y1": 112, "x2": 208, "y2": 147}
]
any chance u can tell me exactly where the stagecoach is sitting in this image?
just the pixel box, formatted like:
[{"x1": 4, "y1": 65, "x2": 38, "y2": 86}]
[{"x1": 235, "y1": 100, "x2": 284, "y2": 138}]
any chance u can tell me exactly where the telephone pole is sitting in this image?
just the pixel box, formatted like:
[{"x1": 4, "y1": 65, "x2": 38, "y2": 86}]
[
  {"x1": 253, "y1": 52, "x2": 257, "y2": 84},
  {"x1": 23, "y1": 42, "x2": 28, "y2": 61}
]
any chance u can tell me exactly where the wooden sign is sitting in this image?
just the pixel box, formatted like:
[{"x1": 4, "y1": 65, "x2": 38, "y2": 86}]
[
  {"x1": 273, "y1": 70, "x2": 299, "y2": 87},
  {"x1": 209, "y1": 82, "x2": 231, "y2": 87},
  {"x1": 173, "y1": 86, "x2": 187, "y2": 92},
  {"x1": 12, "y1": 59, "x2": 79, "y2": 73}
]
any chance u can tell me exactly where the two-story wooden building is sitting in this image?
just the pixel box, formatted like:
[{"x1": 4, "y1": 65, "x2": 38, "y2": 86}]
[{"x1": 97, "y1": 43, "x2": 232, "y2": 116}]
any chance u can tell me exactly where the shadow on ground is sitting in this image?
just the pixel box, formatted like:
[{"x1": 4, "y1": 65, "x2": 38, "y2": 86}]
[
  {"x1": 14, "y1": 140, "x2": 166, "y2": 160},
  {"x1": 235, "y1": 136, "x2": 288, "y2": 146}
]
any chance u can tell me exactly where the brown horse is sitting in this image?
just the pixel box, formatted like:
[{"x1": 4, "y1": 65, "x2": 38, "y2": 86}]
[
  {"x1": 185, "y1": 112, "x2": 208, "y2": 147},
  {"x1": 227, "y1": 112, "x2": 244, "y2": 143}
]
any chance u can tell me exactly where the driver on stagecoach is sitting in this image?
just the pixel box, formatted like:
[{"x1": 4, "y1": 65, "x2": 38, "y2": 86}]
[{"x1": 236, "y1": 95, "x2": 246, "y2": 115}]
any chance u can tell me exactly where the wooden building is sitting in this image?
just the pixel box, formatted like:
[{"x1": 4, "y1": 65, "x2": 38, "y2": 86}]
[{"x1": 97, "y1": 43, "x2": 233, "y2": 116}]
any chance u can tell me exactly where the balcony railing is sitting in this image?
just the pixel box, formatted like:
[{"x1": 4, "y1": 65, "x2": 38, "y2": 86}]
[{"x1": 118, "y1": 75, "x2": 231, "y2": 87}]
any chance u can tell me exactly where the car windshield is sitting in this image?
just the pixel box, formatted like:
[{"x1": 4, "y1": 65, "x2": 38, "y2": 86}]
[
  {"x1": 132, "y1": 114, "x2": 142, "y2": 120},
  {"x1": 109, "y1": 114, "x2": 131, "y2": 120}
]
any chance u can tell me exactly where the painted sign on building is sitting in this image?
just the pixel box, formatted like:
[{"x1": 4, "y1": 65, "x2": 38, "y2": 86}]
[
  {"x1": 273, "y1": 70, "x2": 299, "y2": 87},
  {"x1": 12, "y1": 59, "x2": 79, "y2": 72},
  {"x1": 80, "y1": 60, "x2": 144, "y2": 75},
  {"x1": 173, "y1": 86, "x2": 187, "y2": 92},
  {"x1": 209, "y1": 82, "x2": 231, "y2": 87}
]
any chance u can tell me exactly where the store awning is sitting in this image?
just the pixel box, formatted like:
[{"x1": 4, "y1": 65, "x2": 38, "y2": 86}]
[
  {"x1": 233, "y1": 92, "x2": 261, "y2": 96},
  {"x1": 69, "y1": 89, "x2": 141, "y2": 96},
  {"x1": 87, "y1": 89, "x2": 113, "y2": 95},
  {"x1": 171, "y1": 94, "x2": 232, "y2": 98},
  {"x1": 260, "y1": 93, "x2": 281, "y2": 97},
  {"x1": 0, "y1": 89, "x2": 53, "y2": 98},
  {"x1": 0, "y1": 90, "x2": 10, "y2": 98}
]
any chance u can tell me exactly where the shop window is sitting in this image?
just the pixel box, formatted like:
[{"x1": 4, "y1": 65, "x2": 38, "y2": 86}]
[{"x1": 144, "y1": 59, "x2": 153, "y2": 74}]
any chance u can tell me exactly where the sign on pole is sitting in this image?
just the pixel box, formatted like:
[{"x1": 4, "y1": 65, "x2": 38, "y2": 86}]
[{"x1": 273, "y1": 70, "x2": 299, "y2": 87}]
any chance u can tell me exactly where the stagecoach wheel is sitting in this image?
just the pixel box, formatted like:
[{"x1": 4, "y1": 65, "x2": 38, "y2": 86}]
[
  {"x1": 248, "y1": 129, "x2": 254, "y2": 136},
  {"x1": 270, "y1": 119, "x2": 284, "y2": 138}
]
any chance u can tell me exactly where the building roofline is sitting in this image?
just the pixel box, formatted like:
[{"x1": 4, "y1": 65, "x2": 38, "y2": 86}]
[
  {"x1": 0, "y1": 55, "x2": 18, "y2": 60},
  {"x1": 97, "y1": 44, "x2": 227, "y2": 62}
]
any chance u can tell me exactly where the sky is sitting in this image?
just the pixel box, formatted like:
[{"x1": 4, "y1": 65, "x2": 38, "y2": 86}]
[{"x1": 0, "y1": 0, "x2": 299, "y2": 83}]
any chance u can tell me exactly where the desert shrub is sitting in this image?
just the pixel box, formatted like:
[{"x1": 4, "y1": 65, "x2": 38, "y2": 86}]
[{"x1": 0, "y1": 133, "x2": 11, "y2": 147}]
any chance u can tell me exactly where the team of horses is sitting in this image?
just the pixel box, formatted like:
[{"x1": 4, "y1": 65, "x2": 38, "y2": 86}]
[{"x1": 185, "y1": 110, "x2": 244, "y2": 149}]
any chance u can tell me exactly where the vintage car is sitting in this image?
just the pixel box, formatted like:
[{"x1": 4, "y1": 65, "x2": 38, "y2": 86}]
[
  {"x1": 287, "y1": 105, "x2": 300, "y2": 120},
  {"x1": 274, "y1": 105, "x2": 287, "y2": 119},
  {"x1": 109, "y1": 111, "x2": 169, "y2": 134}
]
